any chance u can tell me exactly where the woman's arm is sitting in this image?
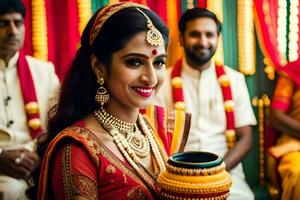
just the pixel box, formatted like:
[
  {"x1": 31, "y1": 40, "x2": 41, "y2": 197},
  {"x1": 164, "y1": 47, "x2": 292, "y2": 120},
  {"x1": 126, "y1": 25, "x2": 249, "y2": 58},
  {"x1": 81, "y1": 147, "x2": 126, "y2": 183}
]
[{"x1": 51, "y1": 142, "x2": 98, "y2": 200}]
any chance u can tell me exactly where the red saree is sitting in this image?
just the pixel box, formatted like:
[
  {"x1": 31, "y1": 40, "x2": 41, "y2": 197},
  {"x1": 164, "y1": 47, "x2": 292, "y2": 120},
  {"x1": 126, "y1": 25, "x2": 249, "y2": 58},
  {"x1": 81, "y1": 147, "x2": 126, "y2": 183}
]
[{"x1": 38, "y1": 105, "x2": 190, "y2": 200}]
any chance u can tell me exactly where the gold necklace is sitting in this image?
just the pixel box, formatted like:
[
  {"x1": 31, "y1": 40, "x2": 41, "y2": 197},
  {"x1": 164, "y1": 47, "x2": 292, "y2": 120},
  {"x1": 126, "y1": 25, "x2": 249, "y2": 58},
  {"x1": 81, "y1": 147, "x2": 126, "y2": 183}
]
[
  {"x1": 95, "y1": 109, "x2": 166, "y2": 187},
  {"x1": 94, "y1": 108, "x2": 150, "y2": 158}
]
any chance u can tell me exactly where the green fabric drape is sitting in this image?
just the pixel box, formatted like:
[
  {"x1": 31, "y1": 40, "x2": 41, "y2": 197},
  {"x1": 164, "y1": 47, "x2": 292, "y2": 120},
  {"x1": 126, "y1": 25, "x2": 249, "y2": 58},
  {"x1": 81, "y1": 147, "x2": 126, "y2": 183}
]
[{"x1": 91, "y1": 0, "x2": 109, "y2": 13}]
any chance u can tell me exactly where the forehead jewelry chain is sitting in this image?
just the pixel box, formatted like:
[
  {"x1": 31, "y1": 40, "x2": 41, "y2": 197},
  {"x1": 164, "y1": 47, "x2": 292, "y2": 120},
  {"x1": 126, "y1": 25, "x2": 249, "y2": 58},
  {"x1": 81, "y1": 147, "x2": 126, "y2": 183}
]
[{"x1": 136, "y1": 7, "x2": 163, "y2": 46}]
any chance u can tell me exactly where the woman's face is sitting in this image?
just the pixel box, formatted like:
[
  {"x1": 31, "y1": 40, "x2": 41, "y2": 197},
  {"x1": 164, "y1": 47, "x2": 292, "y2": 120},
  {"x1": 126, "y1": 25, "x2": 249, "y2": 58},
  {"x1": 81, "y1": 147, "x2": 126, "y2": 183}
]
[{"x1": 96, "y1": 32, "x2": 167, "y2": 111}]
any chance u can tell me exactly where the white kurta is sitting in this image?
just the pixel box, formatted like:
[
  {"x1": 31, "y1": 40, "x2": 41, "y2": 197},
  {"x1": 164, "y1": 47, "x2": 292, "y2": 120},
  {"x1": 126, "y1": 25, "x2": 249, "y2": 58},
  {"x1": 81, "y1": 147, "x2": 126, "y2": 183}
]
[
  {"x1": 155, "y1": 58, "x2": 257, "y2": 200},
  {"x1": 0, "y1": 52, "x2": 59, "y2": 200}
]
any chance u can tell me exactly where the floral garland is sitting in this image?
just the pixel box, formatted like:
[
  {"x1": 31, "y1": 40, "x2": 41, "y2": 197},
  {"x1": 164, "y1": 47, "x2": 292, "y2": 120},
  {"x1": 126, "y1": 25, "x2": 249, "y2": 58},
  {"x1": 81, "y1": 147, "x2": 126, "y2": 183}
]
[
  {"x1": 18, "y1": 50, "x2": 42, "y2": 139},
  {"x1": 77, "y1": 0, "x2": 92, "y2": 36},
  {"x1": 31, "y1": 0, "x2": 48, "y2": 60},
  {"x1": 171, "y1": 59, "x2": 236, "y2": 148},
  {"x1": 237, "y1": 0, "x2": 256, "y2": 75}
]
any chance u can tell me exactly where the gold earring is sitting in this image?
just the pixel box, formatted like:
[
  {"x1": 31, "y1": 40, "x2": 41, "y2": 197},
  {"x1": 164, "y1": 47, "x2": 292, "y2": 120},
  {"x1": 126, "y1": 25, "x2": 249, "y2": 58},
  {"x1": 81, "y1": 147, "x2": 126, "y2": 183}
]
[{"x1": 95, "y1": 78, "x2": 109, "y2": 107}]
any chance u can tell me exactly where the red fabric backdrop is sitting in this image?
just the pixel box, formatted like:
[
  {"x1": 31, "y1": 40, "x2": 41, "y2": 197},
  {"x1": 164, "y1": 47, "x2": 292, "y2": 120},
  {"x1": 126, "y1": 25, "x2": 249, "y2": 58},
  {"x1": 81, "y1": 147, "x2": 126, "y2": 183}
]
[{"x1": 21, "y1": 0, "x2": 209, "y2": 80}]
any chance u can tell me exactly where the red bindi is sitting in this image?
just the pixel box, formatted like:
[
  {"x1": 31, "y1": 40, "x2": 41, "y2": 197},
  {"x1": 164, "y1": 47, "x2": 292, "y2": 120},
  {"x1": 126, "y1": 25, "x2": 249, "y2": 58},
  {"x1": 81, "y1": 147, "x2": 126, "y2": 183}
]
[{"x1": 152, "y1": 49, "x2": 157, "y2": 55}]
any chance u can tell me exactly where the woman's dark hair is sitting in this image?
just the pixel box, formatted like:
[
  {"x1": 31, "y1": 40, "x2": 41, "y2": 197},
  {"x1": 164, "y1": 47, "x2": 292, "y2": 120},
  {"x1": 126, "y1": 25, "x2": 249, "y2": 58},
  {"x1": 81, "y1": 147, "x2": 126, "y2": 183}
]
[
  {"x1": 178, "y1": 7, "x2": 221, "y2": 35},
  {"x1": 27, "y1": 5, "x2": 169, "y2": 199},
  {"x1": 0, "y1": 0, "x2": 26, "y2": 18}
]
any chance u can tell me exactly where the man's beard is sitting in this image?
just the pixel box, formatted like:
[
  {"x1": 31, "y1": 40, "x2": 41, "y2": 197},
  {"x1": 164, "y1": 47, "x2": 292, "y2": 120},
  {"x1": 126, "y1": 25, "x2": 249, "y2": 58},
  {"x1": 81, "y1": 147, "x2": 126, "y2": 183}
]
[{"x1": 184, "y1": 45, "x2": 216, "y2": 67}]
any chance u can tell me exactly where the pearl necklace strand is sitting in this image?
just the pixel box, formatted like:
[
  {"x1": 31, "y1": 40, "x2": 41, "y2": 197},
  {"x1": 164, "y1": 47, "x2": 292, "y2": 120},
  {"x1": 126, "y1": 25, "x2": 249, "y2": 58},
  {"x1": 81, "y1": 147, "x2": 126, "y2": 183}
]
[{"x1": 138, "y1": 115, "x2": 166, "y2": 172}]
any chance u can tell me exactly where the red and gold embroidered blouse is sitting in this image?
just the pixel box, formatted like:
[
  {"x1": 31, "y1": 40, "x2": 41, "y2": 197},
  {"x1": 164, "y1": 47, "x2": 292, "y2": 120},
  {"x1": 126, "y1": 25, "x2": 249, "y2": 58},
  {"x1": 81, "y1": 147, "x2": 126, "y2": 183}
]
[{"x1": 38, "y1": 106, "x2": 191, "y2": 200}]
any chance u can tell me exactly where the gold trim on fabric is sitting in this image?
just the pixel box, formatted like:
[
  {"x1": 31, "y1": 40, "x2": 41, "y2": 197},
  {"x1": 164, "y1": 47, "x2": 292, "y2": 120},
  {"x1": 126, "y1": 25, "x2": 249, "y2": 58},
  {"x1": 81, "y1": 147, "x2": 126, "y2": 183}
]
[
  {"x1": 105, "y1": 164, "x2": 117, "y2": 174},
  {"x1": 62, "y1": 144, "x2": 75, "y2": 200},
  {"x1": 67, "y1": 127, "x2": 101, "y2": 166},
  {"x1": 127, "y1": 186, "x2": 147, "y2": 200},
  {"x1": 72, "y1": 175, "x2": 98, "y2": 200},
  {"x1": 65, "y1": 126, "x2": 156, "y2": 193},
  {"x1": 90, "y1": 2, "x2": 148, "y2": 45},
  {"x1": 166, "y1": 108, "x2": 175, "y2": 134}
]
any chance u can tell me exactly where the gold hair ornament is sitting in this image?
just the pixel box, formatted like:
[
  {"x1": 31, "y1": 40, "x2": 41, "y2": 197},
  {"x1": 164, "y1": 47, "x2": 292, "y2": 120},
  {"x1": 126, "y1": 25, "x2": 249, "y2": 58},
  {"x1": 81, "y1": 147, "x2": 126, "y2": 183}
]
[
  {"x1": 90, "y1": 2, "x2": 149, "y2": 46},
  {"x1": 136, "y1": 8, "x2": 163, "y2": 46}
]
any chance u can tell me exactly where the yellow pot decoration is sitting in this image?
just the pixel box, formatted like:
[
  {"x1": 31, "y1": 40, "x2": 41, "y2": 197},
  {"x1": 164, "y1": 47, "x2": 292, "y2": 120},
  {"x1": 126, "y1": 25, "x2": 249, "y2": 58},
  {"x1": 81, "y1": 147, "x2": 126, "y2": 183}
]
[{"x1": 157, "y1": 151, "x2": 232, "y2": 200}]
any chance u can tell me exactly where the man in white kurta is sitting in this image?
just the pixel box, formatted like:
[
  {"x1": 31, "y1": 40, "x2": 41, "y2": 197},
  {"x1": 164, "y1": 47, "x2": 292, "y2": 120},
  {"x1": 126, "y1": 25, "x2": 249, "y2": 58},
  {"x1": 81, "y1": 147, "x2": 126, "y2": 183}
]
[
  {"x1": 154, "y1": 8, "x2": 257, "y2": 200},
  {"x1": 0, "y1": 0, "x2": 59, "y2": 199},
  {"x1": 155, "y1": 58, "x2": 257, "y2": 199},
  {"x1": 0, "y1": 53, "x2": 59, "y2": 200}
]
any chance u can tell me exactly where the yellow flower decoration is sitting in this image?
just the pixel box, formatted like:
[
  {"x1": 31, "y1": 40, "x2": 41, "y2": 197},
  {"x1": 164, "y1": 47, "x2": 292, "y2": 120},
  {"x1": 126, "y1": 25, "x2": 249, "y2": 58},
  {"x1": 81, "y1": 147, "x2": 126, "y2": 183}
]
[
  {"x1": 224, "y1": 100, "x2": 234, "y2": 112},
  {"x1": 25, "y1": 102, "x2": 39, "y2": 115},
  {"x1": 171, "y1": 77, "x2": 183, "y2": 88},
  {"x1": 225, "y1": 129, "x2": 236, "y2": 149},
  {"x1": 225, "y1": 129, "x2": 236, "y2": 138},
  {"x1": 31, "y1": 0, "x2": 48, "y2": 60},
  {"x1": 28, "y1": 118, "x2": 42, "y2": 130},
  {"x1": 174, "y1": 101, "x2": 185, "y2": 111},
  {"x1": 215, "y1": 60, "x2": 224, "y2": 67},
  {"x1": 218, "y1": 74, "x2": 230, "y2": 87}
]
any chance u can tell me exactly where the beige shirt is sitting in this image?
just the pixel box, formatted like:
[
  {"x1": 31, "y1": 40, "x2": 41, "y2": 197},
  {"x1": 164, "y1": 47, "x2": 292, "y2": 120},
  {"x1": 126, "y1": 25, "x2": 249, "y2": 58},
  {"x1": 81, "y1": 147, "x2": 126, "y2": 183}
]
[{"x1": 0, "y1": 52, "x2": 59, "y2": 151}]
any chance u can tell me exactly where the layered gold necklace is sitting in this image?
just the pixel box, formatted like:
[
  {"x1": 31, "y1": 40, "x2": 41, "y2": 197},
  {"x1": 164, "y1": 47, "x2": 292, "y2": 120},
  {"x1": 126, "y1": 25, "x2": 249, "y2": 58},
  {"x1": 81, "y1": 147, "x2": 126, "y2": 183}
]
[
  {"x1": 94, "y1": 107, "x2": 166, "y2": 189},
  {"x1": 94, "y1": 108, "x2": 150, "y2": 158}
]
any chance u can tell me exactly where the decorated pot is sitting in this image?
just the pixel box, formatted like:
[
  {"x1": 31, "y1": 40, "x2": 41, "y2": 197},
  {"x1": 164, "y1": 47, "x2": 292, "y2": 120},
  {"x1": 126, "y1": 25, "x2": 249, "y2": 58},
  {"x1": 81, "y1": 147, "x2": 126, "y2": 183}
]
[{"x1": 157, "y1": 151, "x2": 232, "y2": 200}]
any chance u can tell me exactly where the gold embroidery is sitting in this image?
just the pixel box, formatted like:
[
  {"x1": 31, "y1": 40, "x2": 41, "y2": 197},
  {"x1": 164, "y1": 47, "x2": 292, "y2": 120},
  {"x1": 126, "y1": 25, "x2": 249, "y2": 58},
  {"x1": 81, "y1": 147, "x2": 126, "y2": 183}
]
[
  {"x1": 72, "y1": 175, "x2": 98, "y2": 200},
  {"x1": 72, "y1": 127, "x2": 102, "y2": 166},
  {"x1": 127, "y1": 186, "x2": 147, "y2": 200},
  {"x1": 64, "y1": 126, "x2": 155, "y2": 193},
  {"x1": 105, "y1": 164, "x2": 116, "y2": 174},
  {"x1": 166, "y1": 109, "x2": 175, "y2": 134},
  {"x1": 62, "y1": 144, "x2": 75, "y2": 200},
  {"x1": 123, "y1": 173, "x2": 128, "y2": 184}
]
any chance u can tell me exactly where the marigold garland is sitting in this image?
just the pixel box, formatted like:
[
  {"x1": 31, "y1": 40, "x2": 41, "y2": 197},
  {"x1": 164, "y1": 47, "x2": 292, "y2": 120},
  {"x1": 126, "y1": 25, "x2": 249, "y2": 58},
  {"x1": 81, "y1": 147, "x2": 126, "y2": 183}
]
[
  {"x1": 237, "y1": 0, "x2": 256, "y2": 75},
  {"x1": 171, "y1": 59, "x2": 236, "y2": 149},
  {"x1": 31, "y1": 0, "x2": 48, "y2": 61},
  {"x1": 207, "y1": 0, "x2": 224, "y2": 65},
  {"x1": 77, "y1": 0, "x2": 92, "y2": 36}
]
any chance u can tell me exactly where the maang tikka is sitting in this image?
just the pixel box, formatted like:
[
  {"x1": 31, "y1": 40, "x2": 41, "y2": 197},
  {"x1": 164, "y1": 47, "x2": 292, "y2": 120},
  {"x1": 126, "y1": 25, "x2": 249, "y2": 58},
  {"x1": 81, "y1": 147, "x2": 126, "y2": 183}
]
[
  {"x1": 136, "y1": 7, "x2": 163, "y2": 46},
  {"x1": 95, "y1": 77, "x2": 110, "y2": 107}
]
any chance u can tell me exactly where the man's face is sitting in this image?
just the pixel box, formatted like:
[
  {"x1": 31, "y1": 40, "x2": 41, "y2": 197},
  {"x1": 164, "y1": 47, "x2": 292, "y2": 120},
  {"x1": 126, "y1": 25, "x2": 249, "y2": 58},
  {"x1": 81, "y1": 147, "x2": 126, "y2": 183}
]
[
  {"x1": 0, "y1": 13, "x2": 25, "y2": 59},
  {"x1": 180, "y1": 17, "x2": 218, "y2": 69}
]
